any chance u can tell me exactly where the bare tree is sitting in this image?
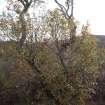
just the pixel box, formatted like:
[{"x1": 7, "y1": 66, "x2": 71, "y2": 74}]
[
  {"x1": 54, "y1": 0, "x2": 74, "y2": 20},
  {"x1": 55, "y1": 0, "x2": 76, "y2": 44}
]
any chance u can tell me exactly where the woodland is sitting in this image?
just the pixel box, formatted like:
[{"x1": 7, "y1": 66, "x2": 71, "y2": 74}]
[{"x1": 0, "y1": 0, "x2": 105, "y2": 105}]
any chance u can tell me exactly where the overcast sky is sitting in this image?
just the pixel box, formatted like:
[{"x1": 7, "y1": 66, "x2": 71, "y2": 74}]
[{"x1": 0, "y1": 0, "x2": 105, "y2": 35}]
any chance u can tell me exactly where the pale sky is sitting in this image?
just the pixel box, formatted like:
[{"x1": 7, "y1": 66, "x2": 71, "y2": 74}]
[{"x1": 0, "y1": 0, "x2": 105, "y2": 35}]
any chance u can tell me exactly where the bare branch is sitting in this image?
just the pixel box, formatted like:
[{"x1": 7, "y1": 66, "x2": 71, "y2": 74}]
[
  {"x1": 54, "y1": 0, "x2": 74, "y2": 20},
  {"x1": 54, "y1": 0, "x2": 67, "y2": 19},
  {"x1": 18, "y1": 0, "x2": 26, "y2": 8},
  {"x1": 71, "y1": 0, "x2": 74, "y2": 18}
]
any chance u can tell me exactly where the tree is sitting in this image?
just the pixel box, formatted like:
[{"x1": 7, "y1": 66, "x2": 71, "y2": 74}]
[
  {"x1": 0, "y1": 0, "x2": 102, "y2": 105},
  {"x1": 55, "y1": 0, "x2": 74, "y2": 20},
  {"x1": 7, "y1": 0, "x2": 44, "y2": 49},
  {"x1": 54, "y1": 0, "x2": 76, "y2": 45}
]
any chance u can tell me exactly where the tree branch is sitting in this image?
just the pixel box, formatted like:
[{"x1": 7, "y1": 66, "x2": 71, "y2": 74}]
[{"x1": 54, "y1": 0, "x2": 74, "y2": 20}]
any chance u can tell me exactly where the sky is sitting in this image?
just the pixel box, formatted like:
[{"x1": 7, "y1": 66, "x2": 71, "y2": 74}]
[
  {"x1": 0, "y1": 0, "x2": 105, "y2": 35},
  {"x1": 0, "y1": 0, "x2": 5, "y2": 13}
]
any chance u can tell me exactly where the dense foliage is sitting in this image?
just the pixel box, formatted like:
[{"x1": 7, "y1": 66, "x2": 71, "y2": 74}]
[{"x1": 0, "y1": 0, "x2": 105, "y2": 105}]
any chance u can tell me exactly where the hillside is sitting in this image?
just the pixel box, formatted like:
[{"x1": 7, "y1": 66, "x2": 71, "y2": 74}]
[{"x1": 94, "y1": 35, "x2": 105, "y2": 47}]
